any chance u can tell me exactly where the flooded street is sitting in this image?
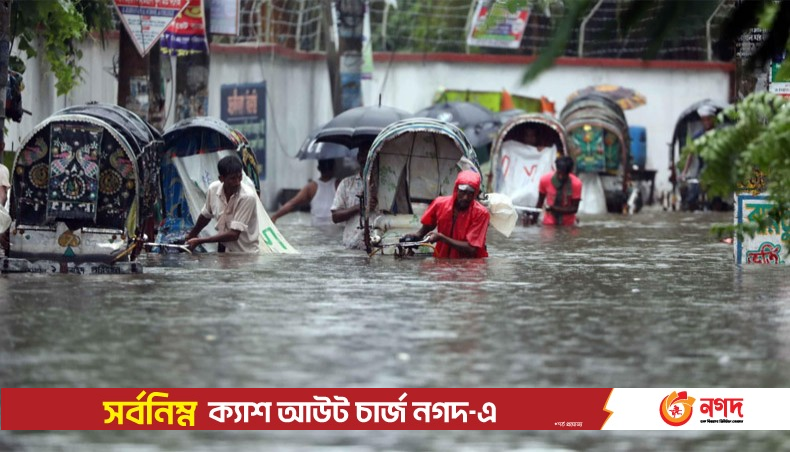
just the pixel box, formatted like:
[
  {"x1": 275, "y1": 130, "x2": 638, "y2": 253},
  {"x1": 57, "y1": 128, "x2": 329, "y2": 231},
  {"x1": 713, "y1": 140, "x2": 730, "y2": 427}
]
[{"x1": 2, "y1": 209, "x2": 790, "y2": 450}]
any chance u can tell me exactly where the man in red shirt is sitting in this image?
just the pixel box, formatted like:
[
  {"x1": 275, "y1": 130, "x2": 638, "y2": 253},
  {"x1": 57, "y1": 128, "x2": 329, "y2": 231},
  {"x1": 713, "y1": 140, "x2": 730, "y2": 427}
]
[
  {"x1": 403, "y1": 170, "x2": 489, "y2": 258},
  {"x1": 532, "y1": 156, "x2": 582, "y2": 226}
]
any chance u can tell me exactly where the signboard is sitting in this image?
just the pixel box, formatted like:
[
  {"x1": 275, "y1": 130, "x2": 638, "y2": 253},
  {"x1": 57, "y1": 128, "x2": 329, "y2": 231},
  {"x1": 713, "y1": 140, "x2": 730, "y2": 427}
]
[
  {"x1": 209, "y1": 0, "x2": 240, "y2": 36},
  {"x1": 736, "y1": 28, "x2": 767, "y2": 60},
  {"x1": 769, "y1": 51, "x2": 790, "y2": 97},
  {"x1": 114, "y1": 0, "x2": 189, "y2": 56},
  {"x1": 734, "y1": 193, "x2": 788, "y2": 265},
  {"x1": 467, "y1": 0, "x2": 529, "y2": 49},
  {"x1": 220, "y1": 83, "x2": 267, "y2": 180},
  {"x1": 161, "y1": 0, "x2": 208, "y2": 56}
]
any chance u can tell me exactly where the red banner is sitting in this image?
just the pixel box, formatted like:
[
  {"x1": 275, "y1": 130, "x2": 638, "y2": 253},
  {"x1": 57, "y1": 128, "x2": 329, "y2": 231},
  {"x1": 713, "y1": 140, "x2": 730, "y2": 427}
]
[
  {"x1": 1, "y1": 388, "x2": 612, "y2": 430},
  {"x1": 160, "y1": 0, "x2": 208, "y2": 56}
]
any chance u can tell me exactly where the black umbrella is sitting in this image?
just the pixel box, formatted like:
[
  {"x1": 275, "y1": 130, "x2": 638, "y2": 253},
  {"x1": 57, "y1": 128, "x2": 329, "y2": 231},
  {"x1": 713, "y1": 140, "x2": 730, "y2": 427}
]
[
  {"x1": 295, "y1": 133, "x2": 357, "y2": 160},
  {"x1": 414, "y1": 101, "x2": 500, "y2": 148},
  {"x1": 312, "y1": 105, "x2": 413, "y2": 149},
  {"x1": 495, "y1": 108, "x2": 527, "y2": 124}
]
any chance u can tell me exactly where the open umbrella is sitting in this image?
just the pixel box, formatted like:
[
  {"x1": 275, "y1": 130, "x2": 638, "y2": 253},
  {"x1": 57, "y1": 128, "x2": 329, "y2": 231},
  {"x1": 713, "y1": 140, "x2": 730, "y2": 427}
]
[
  {"x1": 295, "y1": 130, "x2": 358, "y2": 160},
  {"x1": 495, "y1": 108, "x2": 527, "y2": 124},
  {"x1": 567, "y1": 84, "x2": 647, "y2": 110},
  {"x1": 312, "y1": 105, "x2": 413, "y2": 149},
  {"x1": 414, "y1": 101, "x2": 500, "y2": 148}
]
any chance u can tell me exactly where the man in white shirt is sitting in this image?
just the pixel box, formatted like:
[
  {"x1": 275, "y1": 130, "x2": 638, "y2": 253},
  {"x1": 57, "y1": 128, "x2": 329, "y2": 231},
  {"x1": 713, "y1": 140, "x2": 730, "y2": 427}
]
[
  {"x1": 0, "y1": 147, "x2": 9, "y2": 206},
  {"x1": 0, "y1": 149, "x2": 11, "y2": 254},
  {"x1": 185, "y1": 155, "x2": 260, "y2": 253},
  {"x1": 271, "y1": 158, "x2": 339, "y2": 227},
  {"x1": 331, "y1": 144, "x2": 371, "y2": 249}
]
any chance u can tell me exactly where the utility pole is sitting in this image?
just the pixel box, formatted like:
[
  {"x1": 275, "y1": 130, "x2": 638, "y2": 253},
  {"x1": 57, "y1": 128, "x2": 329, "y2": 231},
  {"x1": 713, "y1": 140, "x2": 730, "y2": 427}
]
[
  {"x1": 323, "y1": 0, "x2": 364, "y2": 116},
  {"x1": 0, "y1": 0, "x2": 11, "y2": 158},
  {"x1": 117, "y1": 24, "x2": 164, "y2": 130},
  {"x1": 322, "y1": 0, "x2": 342, "y2": 116},
  {"x1": 117, "y1": 25, "x2": 150, "y2": 120},
  {"x1": 147, "y1": 41, "x2": 165, "y2": 130}
]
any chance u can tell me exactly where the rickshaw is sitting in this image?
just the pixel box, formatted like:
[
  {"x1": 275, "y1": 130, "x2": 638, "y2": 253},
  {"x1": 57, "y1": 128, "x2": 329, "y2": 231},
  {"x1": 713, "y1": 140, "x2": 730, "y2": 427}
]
[
  {"x1": 3, "y1": 103, "x2": 164, "y2": 273},
  {"x1": 668, "y1": 99, "x2": 728, "y2": 211},
  {"x1": 360, "y1": 118, "x2": 481, "y2": 256},
  {"x1": 487, "y1": 113, "x2": 568, "y2": 222},
  {"x1": 560, "y1": 93, "x2": 631, "y2": 214},
  {"x1": 156, "y1": 117, "x2": 260, "y2": 247},
  {"x1": 156, "y1": 117, "x2": 296, "y2": 254}
]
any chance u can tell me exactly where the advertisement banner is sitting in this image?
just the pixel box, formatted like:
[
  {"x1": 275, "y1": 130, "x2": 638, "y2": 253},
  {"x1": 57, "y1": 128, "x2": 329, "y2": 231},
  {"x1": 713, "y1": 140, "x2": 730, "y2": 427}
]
[
  {"x1": 161, "y1": 0, "x2": 209, "y2": 56},
  {"x1": 467, "y1": 0, "x2": 529, "y2": 49},
  {"x1": 1, "y1": 388, "x2": 611, "y2": 430},
  {"x1": 3, "y1": 388, "x2": 784, "y2": 430}
]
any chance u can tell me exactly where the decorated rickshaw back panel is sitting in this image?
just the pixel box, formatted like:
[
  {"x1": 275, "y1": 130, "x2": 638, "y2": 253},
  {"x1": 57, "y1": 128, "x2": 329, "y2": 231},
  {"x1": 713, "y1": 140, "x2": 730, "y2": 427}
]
[
  {"x1": 13, "y1": 122, "x2": 138, "y2": 230},
  {"x1": 569, "y1": 127, "x2": 623, "y2": 174}
]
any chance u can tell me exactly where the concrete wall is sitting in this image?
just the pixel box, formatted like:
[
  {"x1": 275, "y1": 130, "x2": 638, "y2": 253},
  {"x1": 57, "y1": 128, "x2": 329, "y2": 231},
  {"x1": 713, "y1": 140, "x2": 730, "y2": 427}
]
[
  {"x1": 7, "y1": 36, "x2": 119, "y2": 152},
  {"x1": 367, "y1": 55, "x2": 731, "y2": 200},
  {"x1": 208, "y1": 47, "x2": 333, "y2": 209},
  {"x1": 8, "y1": 37, "x2": 732, "y2": 208}
]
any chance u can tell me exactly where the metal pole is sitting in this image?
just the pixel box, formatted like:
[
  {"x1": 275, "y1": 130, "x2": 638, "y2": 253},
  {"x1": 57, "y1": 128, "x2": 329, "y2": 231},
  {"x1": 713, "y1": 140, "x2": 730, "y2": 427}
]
[
  {"x1": 578, "y1": 0, "x2": 604, "y2": 57},
  {"x1": 315, "y1": 4, "x2": 323, "y2": 52},
  {"x1": 0, "y1": 0, "x2": 9, "y2": 163},
  {"x1": 265, "y1": 0, "x2": 273, "y2": 44},
  {"x1": 381, "y1": 0, "x2": 389, "y2": 50},
  {"x1": 706, "y1": 0, "x2": 726, "y2": 61},
  {"x1": 295, "y1": 0, "x2": 305, "y2": 51},
  {"x1": 464, "y1": 0, "x2": 480, "y2": 54},
  {"x1": 252, "y1": 0, "x2": 265, "y2": 43}
]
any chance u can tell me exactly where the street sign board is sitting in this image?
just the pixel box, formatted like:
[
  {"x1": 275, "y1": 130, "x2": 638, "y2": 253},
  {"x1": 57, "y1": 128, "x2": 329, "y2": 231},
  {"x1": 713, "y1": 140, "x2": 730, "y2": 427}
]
[
  {"x1": 114, "y1": 0, "x2": 190, "y2": 56},
  {"x1": 220, "y1": 83, "x2": 267, "y2": 180}
]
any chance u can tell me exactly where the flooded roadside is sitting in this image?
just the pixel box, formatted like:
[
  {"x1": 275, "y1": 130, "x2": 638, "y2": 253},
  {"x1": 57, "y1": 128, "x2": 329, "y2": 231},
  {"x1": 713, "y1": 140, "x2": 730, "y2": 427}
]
[{"x1": 1, "y1": 209, "x2": 788, "y2": 450}]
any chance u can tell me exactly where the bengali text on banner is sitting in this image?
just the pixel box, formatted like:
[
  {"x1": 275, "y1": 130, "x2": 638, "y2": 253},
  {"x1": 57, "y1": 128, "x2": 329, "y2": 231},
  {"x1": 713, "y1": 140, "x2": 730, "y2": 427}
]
[
  {"x1": 4, "y1": 388, "x2": 786, "y2": 430},
  {"x1": 1, "y1": 388, "x2": 612, "y2": 430}
]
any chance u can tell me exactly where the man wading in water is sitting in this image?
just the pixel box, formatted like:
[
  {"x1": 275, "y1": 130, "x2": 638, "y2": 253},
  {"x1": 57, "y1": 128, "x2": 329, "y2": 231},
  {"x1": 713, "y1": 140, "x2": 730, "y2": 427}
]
[
  {"x1": 185, "y1": 155, "x2": 261, "y2": 253},
  {"x1": 402, "y1": 170, "x2": 489, "y2": 258},
  {"x1": 530, "y1": 156, "x2": 582, "y2": 226}
]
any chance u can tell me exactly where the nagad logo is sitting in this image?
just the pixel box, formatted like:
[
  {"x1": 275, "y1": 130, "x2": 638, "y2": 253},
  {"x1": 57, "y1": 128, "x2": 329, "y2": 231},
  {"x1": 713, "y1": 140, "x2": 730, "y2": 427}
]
[{"x1": 659, "y1": 391, "x2": 696, "y2": 426}]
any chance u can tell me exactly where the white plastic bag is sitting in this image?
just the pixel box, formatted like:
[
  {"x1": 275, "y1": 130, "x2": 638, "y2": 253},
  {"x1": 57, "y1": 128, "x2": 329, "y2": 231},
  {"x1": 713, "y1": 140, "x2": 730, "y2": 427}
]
[{"x1": 483, "y1": 192, "x2": 517, "y2": 238}]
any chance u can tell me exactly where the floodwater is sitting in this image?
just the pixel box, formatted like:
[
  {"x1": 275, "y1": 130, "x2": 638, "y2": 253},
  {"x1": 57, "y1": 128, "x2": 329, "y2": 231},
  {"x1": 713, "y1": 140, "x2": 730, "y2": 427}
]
[{"x1": 1, "y1": 208, "x2": 790, "y2": 451}]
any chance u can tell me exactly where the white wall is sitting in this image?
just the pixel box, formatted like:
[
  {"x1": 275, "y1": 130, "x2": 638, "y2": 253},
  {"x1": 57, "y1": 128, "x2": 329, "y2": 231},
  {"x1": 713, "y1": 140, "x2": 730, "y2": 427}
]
[
  {"x1": 209, "y1": 49, "x2": 334, "y2": 208},
  {"x1": 368, "y1": 59, "x2": 730, "y2": 197},
  {"x1": 10, "y1": 38, "x2": 731, "y2": 207},
  {"x1": 7, "y1": 36, "x2": 118, "y2": 152}
]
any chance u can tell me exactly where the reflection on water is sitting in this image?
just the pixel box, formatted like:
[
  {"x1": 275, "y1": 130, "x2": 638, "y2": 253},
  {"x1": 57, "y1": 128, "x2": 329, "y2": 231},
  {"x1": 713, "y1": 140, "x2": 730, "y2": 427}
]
[{"x1": 1, "y1": 209, "x2": 789, "y2": 450}]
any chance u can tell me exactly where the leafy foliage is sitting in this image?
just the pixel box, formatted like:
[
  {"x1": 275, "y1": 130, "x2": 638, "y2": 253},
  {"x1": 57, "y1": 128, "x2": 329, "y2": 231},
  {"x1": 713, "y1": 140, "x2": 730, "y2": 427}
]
[
  {"x1": 376, "y1": 0, "x2": 470, "y2": 53},
  {"x1": 11, "y1": 0, "x2": 114, "y2": 95},
  {"x1": 684, "y1": 92, "x2": 790, "y2": 245}
]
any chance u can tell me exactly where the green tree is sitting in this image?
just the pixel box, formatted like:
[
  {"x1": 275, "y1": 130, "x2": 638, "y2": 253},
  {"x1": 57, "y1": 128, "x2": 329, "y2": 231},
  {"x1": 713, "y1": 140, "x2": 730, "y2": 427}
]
[
  {"x1": 11, "y1": 0, "x2": 113, "y2": 95},
  {"x1": 684, "y1": 92, "x2": 790, "y2": 247}
]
